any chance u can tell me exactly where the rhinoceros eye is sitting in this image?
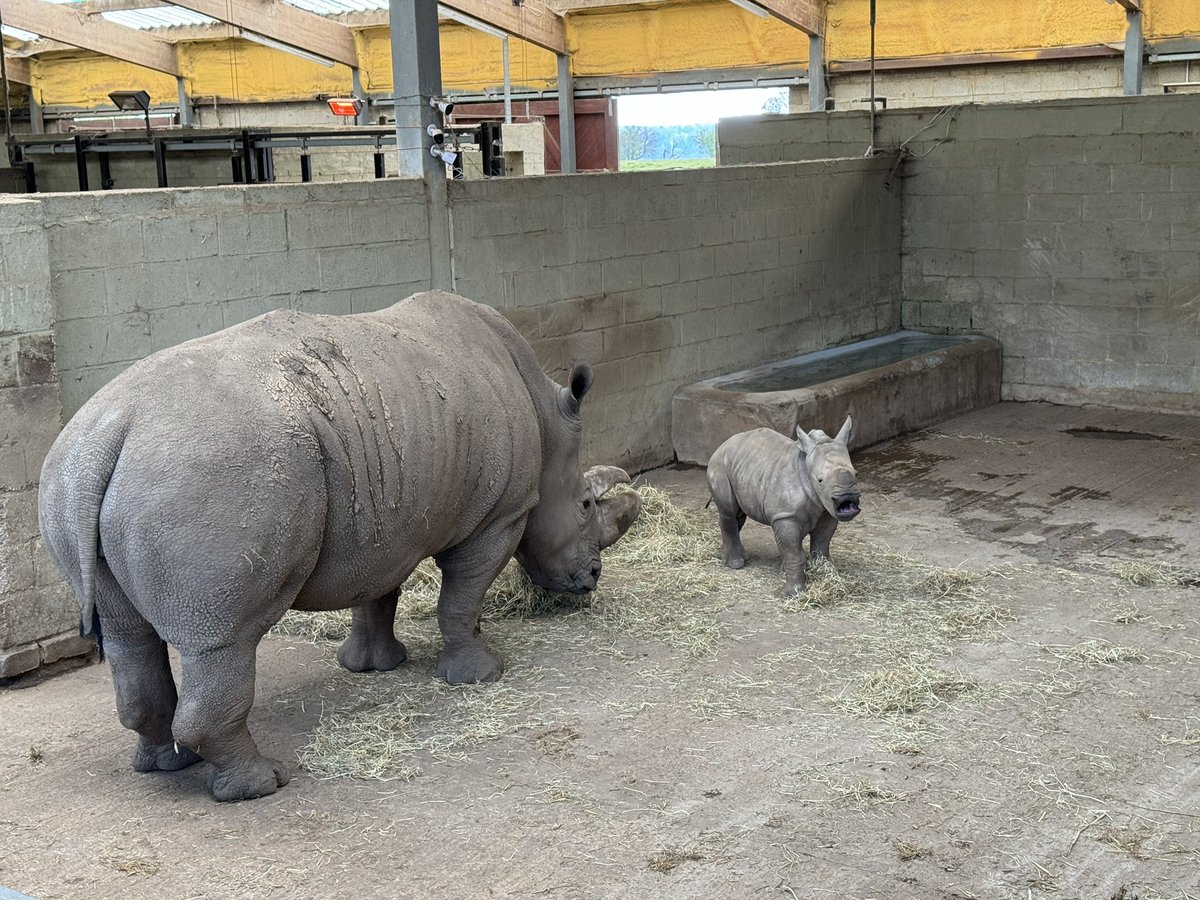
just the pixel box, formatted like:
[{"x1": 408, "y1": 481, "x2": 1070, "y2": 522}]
[{"x1": 583, "y1": 497, "x2": 593, "y2": 510}]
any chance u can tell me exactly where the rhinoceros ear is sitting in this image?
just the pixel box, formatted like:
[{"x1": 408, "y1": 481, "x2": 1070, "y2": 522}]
[
  {"x1": 565, "y1": 363, "x2": 594, "y2": 414},
  {"x1": 835, "y1": 414, "x2": 853, "y2": 447},
  {"x1": 795, "y1": 426, "x2": 818, "y2": 456}
]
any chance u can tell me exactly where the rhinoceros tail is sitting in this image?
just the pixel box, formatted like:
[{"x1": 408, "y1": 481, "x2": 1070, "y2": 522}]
[{"x1": 40, "y1": 409, "x2": 128, "y2": 654}]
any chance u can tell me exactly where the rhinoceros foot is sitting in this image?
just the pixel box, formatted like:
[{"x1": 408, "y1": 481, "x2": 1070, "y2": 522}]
[
  {"x1": 720, "y1": 551, "x2": 746, "y2": 570},
  {"x1": 435, "y1": 645, "x2": 504, "y2": 685},
  {"x1": 337, "y1": 634, "x2": 408, "y2": 674},
  {"x1": 132, "y1": 739, "x2": 203, "y2": 773},
  {"x1": 209, "y1": 756, "x2": 291, "y2": 803},
  {"x1": 778, "y1": 578, "x2": 806, "y2": 599}
]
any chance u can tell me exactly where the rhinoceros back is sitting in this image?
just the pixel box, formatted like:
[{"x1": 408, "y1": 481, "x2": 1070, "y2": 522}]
[{"x1": 39, "y1": 291, "x2": 547, "y2": 624}]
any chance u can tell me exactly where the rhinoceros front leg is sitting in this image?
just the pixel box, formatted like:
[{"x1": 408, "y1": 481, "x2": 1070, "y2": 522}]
[
  {"x1": 809, "y1": 512, "x2": 839, "y2": 563},
  {"x1": 337, "y1": 591, "x2": 408, "y2": 673},
  {"x1": 174, "y1": 642, "x2": 291, "y2": 802},
  {"x1": 771, "y1": 517, "x2": 808, "y2": 597},
  {"x1": 433, "y1": 526, "x2": 514, "y2": 685}
]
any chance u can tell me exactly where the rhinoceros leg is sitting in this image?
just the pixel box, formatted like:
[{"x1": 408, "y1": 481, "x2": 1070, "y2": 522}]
[
  {"x1": 173, "y1": 641, "x2": 291, "y2": 802},
  {"x1": 809, "y1": 512, "x2": 839, "y2": 563},
  {"x1": 96, "y1": 561, "x2": 202, "y2": 774},
  {"x1": 432, "y1": 528, "x2": 512, "y2": 684},
  {"x1": 717, "y1": 509, "x2": 748, "y2": 570},
  {"x1": 337, "y1": 591, "x2": 408, "y2": 673},
  {"x1": 771, "y1": 517, "x2": 808, "y2": 596},
  {"x1": 708, "y1": 463, "x2": 748, "y2": 569}
]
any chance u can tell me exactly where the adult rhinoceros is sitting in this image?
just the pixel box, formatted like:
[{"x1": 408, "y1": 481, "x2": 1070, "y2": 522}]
[{"x1": 38, "y1": 290, "x2": 641, "y2": 802}]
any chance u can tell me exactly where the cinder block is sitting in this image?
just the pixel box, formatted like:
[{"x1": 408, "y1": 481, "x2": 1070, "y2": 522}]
[
  {"x1": 286, "y1": 206, "x2": 352, "y2": 250},
  {"x1": 1028, "y1": 194, "x2": 1083, "y2": 222},
  {"x1": 54, "y1": 314, "x2": 151, "y2": 370},
  {"x1": 601, "y1": 257, "x2": 643, "y2": 295},
  {"x1": 661, "y1": 282, "x2": 698, "y2": 317},
  {"x1": 143, "y1": 215, "x2": 218, "y2": 262},
  {"x1": 49, "y1": 219, "x2": 144, "y2": 273},
  {"x1": 218, "y1": 211, "x2": 288, "y2": 256},
  {"x1": 622, "y1": 289, "x2": 662, "y2": 324},
  {"x1": 17, "y1": 333, "x2": 57, "y2": 387},
  {"x1": 49, "y1": 268, "x2": 106, "y2": 322},
  {"x1": 642, "y1": 253, "x2": 680, "y2": 288},
  {"x1": 149, "y1": 304, "x2": 223, "y2": 353},
  {"x1": 104, "y1": 262, "x2": 189, "y2": 313},
  {"x1": 59, "y1": 361, "x2": 133, "y2": 418},
  {"x1": 1052, "y1": 166, "x2": 1111, "y2": 195},
  {"x1": 254, "y1": 252, "x2": 320, "y2": 296}
]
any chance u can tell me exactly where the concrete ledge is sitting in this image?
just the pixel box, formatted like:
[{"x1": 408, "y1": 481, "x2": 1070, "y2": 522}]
[
  {"x1": 672, "y1": 331, "x2": 1002, "y2": 464},
  {"x1": 0, "y1": 630, "x2": 97, "y2": 680}
]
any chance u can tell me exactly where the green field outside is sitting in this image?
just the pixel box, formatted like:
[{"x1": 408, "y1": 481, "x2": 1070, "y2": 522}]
[{"x1": 620, "y1": 158, "x2": 716, "y2": 171}]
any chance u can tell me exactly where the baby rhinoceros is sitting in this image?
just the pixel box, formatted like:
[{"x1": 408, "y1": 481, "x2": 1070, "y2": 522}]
[{"x1": 707, "y1": 416, "x2": 861, "y2": 596}]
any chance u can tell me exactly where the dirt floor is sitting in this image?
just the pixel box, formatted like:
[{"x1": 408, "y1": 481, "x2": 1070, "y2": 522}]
[{"x1": 2, "y1": 401, "x2": 1198, "y2": 900}]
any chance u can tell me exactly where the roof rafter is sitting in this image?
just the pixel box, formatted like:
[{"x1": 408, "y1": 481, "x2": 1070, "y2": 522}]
[
  {"x1": 164, "y1": 0, "x2": 359, "y2": 67},
  {"x1": 1111, "y1": 0, "x2": 1140, "y2": 11},
  {"x1": 3, "y1": 54, "x2": 32, "y2": 84},
  {"x1": 439, "y1": 0, "x2": 567, "y2": 55},
  {"x1": 77, "y1": 0, "x2": 168, "y2": 12},
  {"x1": 3, "y1": 0, "x2": 181, "y2": 74},
  {"x1": 740, "y1": 0, "x2": 820, "y2": 37}
]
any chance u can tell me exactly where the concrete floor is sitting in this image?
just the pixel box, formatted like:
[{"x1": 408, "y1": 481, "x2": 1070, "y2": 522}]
[{"x1": 1, "y1": 401, "x2": 1198, "y2": 900}]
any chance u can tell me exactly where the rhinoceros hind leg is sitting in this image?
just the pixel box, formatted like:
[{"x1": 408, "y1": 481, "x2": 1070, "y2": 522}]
[
  {"x1": 95, "y1": 562, "x2": 201, "y2": 774},
  {"x1": 338, "y1": 591, "x2": 408, "y2": 673},
  {"x1": 717, "y1": 509, "x2": 748, "y2": 570},
  {"x1": 174, "y1": 643, "x2": 291, "y2": 802}
]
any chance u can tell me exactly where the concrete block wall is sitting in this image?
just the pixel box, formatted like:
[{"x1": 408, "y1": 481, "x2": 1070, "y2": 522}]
[
  {"x1": 448, "y1": 158, "x2": 902, "y2": 471},
  {"x1": 44, "y1": 179, "x2": 433, "y2": 417},
  {"x1": 0, "y1": 198, "x2": 88, "y2": 678},
  {"x1": 719, "y1": 94, "x2": 1200, "y2": 414}
]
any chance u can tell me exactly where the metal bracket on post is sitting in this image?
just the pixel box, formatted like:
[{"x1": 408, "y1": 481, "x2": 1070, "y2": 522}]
[
  {"x1": 1124, "y1": 8, "x2": 1144, "y2": 96},
  {"x1": 556, "y1": 52, "x2": 576, "y2": 174}
]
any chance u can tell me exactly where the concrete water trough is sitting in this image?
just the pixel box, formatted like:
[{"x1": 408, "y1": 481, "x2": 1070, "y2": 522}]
[{"x1": 671, "y1": 330, "x2": 1002, "y2": 464}]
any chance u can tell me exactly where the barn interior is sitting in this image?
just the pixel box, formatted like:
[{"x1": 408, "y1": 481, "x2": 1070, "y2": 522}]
[{"x1": 1, "y1": 1, "x2": 1198, "y2": 897}]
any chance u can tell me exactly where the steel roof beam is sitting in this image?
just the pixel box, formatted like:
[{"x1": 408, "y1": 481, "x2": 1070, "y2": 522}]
[{"x1": 3, "y1": 0, "x2": 181, "y2": 74}]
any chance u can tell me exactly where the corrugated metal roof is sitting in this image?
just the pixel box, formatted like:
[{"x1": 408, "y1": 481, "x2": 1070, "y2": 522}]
[{"x1": 27, "y1": 0, "x2": 389, "y2": 36}]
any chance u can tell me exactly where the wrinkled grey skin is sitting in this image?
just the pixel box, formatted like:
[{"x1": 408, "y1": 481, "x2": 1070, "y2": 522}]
[
  {"x1": 38, "y1": 290, "x2": 641, "y2": 803},
  {"x1": 707, "y1": 416, "x2": 860, "y2": 596}
]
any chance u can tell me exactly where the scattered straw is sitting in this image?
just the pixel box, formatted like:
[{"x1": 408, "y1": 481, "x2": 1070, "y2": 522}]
[
  {"x1": 837, "y1": 659, "x2": 977, "y2": 716},
  {"x1": 1112, "y1": 561, "x2": 1199, "y2": 588},
  {"x1": 100, "y1": 850, "x2": 161, "y2": 877},
  {"x1": 1046, "y1": 639, "x2": 1146, "y2": 667},
  {"x1": 647, "y1": 846, "x2": 706, "y2": 874},
  {"x1": 895, "y1": 840, "x2": 932, "y2": 861}
]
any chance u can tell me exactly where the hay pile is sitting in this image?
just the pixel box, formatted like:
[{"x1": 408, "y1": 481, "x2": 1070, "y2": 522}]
[{"x1": 279, "y1": 484, "x2": 1016, "y2": 781}]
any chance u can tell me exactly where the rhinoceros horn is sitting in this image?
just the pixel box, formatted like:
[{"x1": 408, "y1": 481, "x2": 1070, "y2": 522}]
[
  {"x1": 835, "y1": 414, "x2": 853, "y2": 446},
  {"x1": 585, "y1": 466, "x2": 641, "y2": 550}
]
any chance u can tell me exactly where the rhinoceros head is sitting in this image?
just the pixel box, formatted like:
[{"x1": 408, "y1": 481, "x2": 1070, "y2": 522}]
[
  {"x1": 516, "y1": 364, "x2": 642, "y2": 594},
  {"x1": 796, "y1": 415, "x2": 861, "y2": 522}
]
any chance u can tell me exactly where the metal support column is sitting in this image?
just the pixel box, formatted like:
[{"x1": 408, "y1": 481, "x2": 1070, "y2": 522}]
[
  {"x1": 351, "y1": 67, "x2": 369, "y2": 125},
  {"x1": 1124, "y1": 8, "x2": 1144, "y2": 96},
  {"x1": 388, "y1": 0, "x2": 452, "y2": 289},
  {"x1": 176, "y1": 76, "x2": 193, "y2": 126},
  {"x1": 556, "y1": 52, "x2": 576, "y2": 174},
  {"x1": 153, "y1": 139, "x2": 168, "y2": 187},
  {"x1": 73, "y1": 135, "x2": 89, "y2": 191},
  {"x1": 502, "y1": 36, "x2": 513, "y2": 124},
  {"x1": 29, "y1": 92, "x2": 44, "y2": 134},
  {"x1": 808, "y1": 32, "x2": 827, "y2": 111}
]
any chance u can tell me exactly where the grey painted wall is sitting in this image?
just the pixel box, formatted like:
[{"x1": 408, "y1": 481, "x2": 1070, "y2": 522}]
[
  {"x1": 449, "y1": 159, "x2": 902, "y2": 471},
  {"x1": 719, "y1": 94, "x2": 1200, "y2": 414}
]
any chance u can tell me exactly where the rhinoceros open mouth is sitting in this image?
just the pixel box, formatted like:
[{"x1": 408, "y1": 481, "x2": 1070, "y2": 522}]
[{"x1": 834, "y1": 496, "x2": 861, "y2": 521}]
